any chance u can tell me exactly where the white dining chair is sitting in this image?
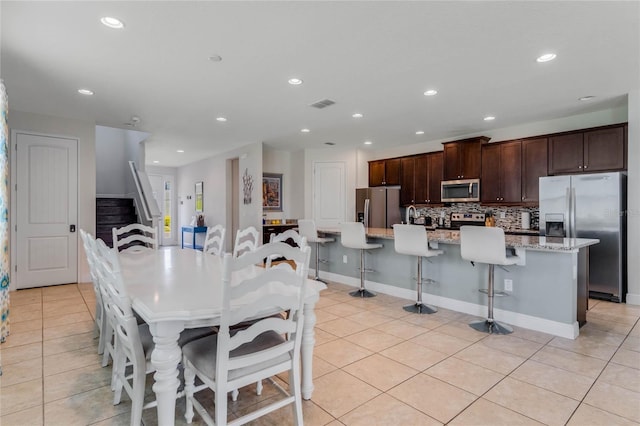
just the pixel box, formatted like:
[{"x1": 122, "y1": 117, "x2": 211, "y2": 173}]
[
  {"x1": 182, "y1": 242, "x2": 311, "y2": 426},
  {"x1": 79, "y1": 229, "x2": 108, "y2": 356},
  {"x1": 265, "y1": 229, "x2": 308, "y2": 269},
  {"x1": 298, "y1": 219, "x2": 335, "y2": 283},
  {"x1": 95, "y1": 246, "x2": 215, "y2": 426},
  {"x1": 233, "y1": 226, "x2": 260, "y2": 258},
  {"x1": 112, "y1": 223, "x2": 158, "y2": 253},
  {"x1": 203, "y1": 224, "x2": 226, "y2": 256},
  {"x1": 340, "y1": 222, "x2": 382, "y2": 298}
]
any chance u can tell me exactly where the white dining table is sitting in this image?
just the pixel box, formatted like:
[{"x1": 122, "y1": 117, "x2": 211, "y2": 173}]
[{"x1": 118, "y1": 247, "x2": 326, "y2": 426}]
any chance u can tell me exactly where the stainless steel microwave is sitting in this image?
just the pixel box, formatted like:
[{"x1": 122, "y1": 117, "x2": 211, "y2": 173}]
[{"x1": 441, "y1": 178, "x2": 480, "y2": 202}]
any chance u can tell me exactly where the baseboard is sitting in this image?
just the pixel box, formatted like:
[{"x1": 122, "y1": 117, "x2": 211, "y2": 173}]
[
  {"x1": 316, "y1": 270, "x2": 580, "y2": 339},
  {"x1": 626, "y1": 292, "x2": 640, "y2": 306},
  {"x1": 96, "y1": 194, "x2": 131, "y2": 198}
]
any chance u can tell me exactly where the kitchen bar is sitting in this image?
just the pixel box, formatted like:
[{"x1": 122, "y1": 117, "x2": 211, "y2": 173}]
[{"x1": 314, "y1": 227, "x2": 598, "y2": 339}]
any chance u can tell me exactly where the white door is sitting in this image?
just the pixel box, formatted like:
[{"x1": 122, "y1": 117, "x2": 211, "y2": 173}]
[
  {"x1": 14, "y1": 132, "x2": 78, "y2": 288},
  {"x1": 148, "y1": 174, "x2": 176, "y2": 246},
  {"x1": 313, "y1": 161, "x2": 345, "y2": 227}
]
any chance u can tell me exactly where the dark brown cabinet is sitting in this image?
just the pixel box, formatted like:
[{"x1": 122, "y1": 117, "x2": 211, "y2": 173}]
[
  {"x1": 442, "y1": 136, "x2": 489, "y2": 180},
  {"x1": 548, "y1": 124, "x2": 625, "y2": 175},
  {"x1": 399, "y1": 152, "x2": 443, "y2": 206},
  {"x1": 521, "y1": 137, "x2": 548, "y2": 203},
  {"x1": 481, "y1": 141, "x2": 521, "y2": 203},
  {"x1": 369, "y1": 158, "x2": 401, "y2": 186},
  {"x1": 262, "y1": 224, "x2": 297, "y2": 245}
]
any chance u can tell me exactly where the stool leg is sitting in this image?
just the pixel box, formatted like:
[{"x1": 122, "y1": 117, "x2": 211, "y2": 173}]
[
  {"x1": 350, "y1": 249, "x2": 376, "y2": 298},
  {"x1": 469, "y1": 264, "x2": 513, "y2": 334},
  {"x1": 313, "y1": 242, "x2": 328, "y2": 284},
  {"x1": 404, "y1": 256, "x2": 437, "y2": 314}
]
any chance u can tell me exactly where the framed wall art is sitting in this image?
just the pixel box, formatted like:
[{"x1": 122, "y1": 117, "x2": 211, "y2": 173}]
[
  {"x1": 262, "y1": 173, "x2": 282, "y2": 211},
  {"x1": 195, "y1": 181, "x2": 203, "y2": 213}
]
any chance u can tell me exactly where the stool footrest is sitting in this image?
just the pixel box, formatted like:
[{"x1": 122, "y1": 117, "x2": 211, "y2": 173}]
[
  {"x1": 318, "y1": 258, "x2": 330, "y2": 264},
  {"x1": 357, "y1": 268, "x2": 377, "y2": 273},
  {"x1": 403, "y1": 303, "x2": 437, "y2": 315},
  {"x1": 478, "y1": 289, "x2": 508, "y2": 297}
]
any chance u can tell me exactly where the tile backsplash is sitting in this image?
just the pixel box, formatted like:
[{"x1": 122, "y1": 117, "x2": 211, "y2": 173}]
[{"x1": 412, "y1": 203, "x2": 539, "y2": 231}]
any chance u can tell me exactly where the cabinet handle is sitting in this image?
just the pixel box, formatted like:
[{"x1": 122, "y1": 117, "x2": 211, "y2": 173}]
[
  {"x1": 578, "y1": 166, "x2": 582, "y2": 169},
  {"x1": 584, "y1": 165, "x2": 588, "y2": 169}
]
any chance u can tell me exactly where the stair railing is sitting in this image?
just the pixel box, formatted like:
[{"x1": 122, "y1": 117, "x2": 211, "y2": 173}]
[{"x1": 128, "y1": 161, "x2": 162, "y2": 234}]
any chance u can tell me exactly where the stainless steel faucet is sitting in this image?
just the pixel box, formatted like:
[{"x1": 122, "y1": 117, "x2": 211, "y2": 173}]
[{"x1": 406, "y1": 205, "x2": 417, "y2": 224}]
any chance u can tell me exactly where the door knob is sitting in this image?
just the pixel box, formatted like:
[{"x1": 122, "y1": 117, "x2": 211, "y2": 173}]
[{"x1": 70, "y1": 225, "x2": 76, "y2": 233}]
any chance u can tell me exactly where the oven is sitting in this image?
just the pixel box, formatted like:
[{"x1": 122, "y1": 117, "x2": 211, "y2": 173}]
[{"x1": 449, "y1": 212, "x2": 486, "y2": 230}]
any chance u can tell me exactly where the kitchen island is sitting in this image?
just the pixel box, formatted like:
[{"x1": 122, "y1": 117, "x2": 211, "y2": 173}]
[{"x1": 315, "y1": 226, "x2": 599, "y2": 339}]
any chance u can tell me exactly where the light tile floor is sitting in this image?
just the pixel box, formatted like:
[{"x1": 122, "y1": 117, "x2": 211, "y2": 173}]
[{"x1": 1, "y1": 282, "x2": 639, "y2": 425}]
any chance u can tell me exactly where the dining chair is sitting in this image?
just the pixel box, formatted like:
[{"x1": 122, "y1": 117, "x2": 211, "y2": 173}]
[
  {"x1": 265, "y1": 229, "x2": 307, "y2": 269},
  {"x1": 182, "y1": 242, "x2": 311, "y2": 426},
  {"x1": 203, "y1": 224, "x2": 226, "y2": 256},
  {"x1": 112, "y1": 223, "x2": 158, "y2": 253},
  {"x1": 233, "y1": 226, "x2": 260, "y2": 258},
  {"x1": 95, "y1": 244, "x2": 215, "y2": 426},
  {"x1": 79, "y1": 229, "x2": 107, "y2": 356}
]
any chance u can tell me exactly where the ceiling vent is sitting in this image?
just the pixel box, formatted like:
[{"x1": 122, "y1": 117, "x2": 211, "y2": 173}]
[{"x1": 310, "y1": 99, "x2": 336, "y2": 109}]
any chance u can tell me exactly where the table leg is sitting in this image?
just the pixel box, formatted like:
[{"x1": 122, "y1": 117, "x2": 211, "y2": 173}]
[
  {"x1": 301, "y1": 297, "x2": 318, "y2": 400},
  {"x1": 150, "y1": 321, "x2": 184, "y2": 426}
]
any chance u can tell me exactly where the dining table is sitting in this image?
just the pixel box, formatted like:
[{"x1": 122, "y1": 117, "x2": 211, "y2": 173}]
[{"x1": 118, "y1": 246, "x2": 326, "y2": 426}]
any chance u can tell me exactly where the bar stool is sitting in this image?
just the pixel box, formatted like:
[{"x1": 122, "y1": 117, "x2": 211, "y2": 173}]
[
  {"x1": 340, "y1": 222, "x2": 382, "y2": 298},
  {"x1": 393, "y1": 224, "x2": 443, "y2": 314},
  {"x1": 460, "y1": 226, "x2": 519, "y2": 334},
  {"x1": 298, "y1": 219, "x2": 334, "y2": 283}
]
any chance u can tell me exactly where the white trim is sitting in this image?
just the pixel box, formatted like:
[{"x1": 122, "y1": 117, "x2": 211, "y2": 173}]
[
  {"x1": 316, "y1": 270, "x2": 580, "y2": 339},
  {"x1": 626, "y1": 292, "x2": 640, "y2": 306},
  {"x1": 96, "y1": 193, "x2": 130, "y2": 198}
]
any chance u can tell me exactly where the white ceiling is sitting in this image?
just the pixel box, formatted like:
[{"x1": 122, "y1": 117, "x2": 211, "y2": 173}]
[{"x1": 1, "y1": 1, "x2": 638, "y2": 167}]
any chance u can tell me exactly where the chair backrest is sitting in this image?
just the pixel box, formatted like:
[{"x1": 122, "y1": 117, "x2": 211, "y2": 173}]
[
  {"x1": 203, "y1": 224, "x2": 226, "y2": 256},
  {"x1": 80, "y1": 229, "x2": 103, "y2": 301},
  {"x1": 297, "y1": 220, "x2": 318, "y2": 242},
  {"x1": 112, "y1": 223, "x2": 158, "y2": 253},
  {"x1": 216, "y1": 243, "x2": 311, "y2": 387},
  {"x1": 393, "y1": 224, "x2": 430, "y2": 257},
  {"x1": 340, "y1": 222, "x2": 367, "y2": 249},
  {"x1": 233, "y1": 226, "x2": 260, "y2": 258},
  {"x1": 460, "y1": 226, "x2": 509, "y2": 265},
  {"x1": 265, "y1": 230, "x2": 308, "y2": 269}
]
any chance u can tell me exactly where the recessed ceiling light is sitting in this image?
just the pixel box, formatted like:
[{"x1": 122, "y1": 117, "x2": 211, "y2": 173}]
[
  {"x1": 484, "y1": 116, "x2": 496, "y2": 121},
  {"x1": 536, "y1": 53, "x2": 557, "y2": 63},
  {"x1": 416, "y1": 131, "x2": 425, "y2": 135},
  {"x1": 100, "y1": 17, "x2": 124, "y2": 29},
  {"x1": 301, "y1": 128, "x2": 310, "y2": 133},
  {"x1": 153, "y1": 160, "x2": 160, "y2": 164},
  {"x1": 352, "y1": 113, "x2": 364, "y2": 118},
  {"x1": 177, "y1": 150, "x2": 185, "y2": 153},
  {"x1": 579, "y1": 96, "x2": 595, "y2": 101},
  {"x1": 78, "y1": 89, "x2": 94, "y2": 96},
  {"x1": 364, "y1": 141, "x2": 373, "y2": 145},
  {"x1": 423, "y1": 89, "x2": 438, "y2": 96},
  {"x1": 216, "y1": 117, "x2": 227, "y2": 122},
  {"x1": 208, "y1": 55, "x2": 222, "y2": 62},
  {"x1": 288, "y1": 78, "x2": 303, "y2": 85}
]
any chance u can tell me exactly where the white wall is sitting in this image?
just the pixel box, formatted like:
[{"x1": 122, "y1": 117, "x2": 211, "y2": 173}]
[
  {"x1": 262, "y1": 147, "x2": 292, "y2": 221},
  {"x1": 8, "y1": 110, "x2": 96, "y2": 283},
  {"x1": 626, "y1": 92, "x2": 639, "y2": 305},
  {"x1": 176, "y1": 142, "x2": 263, "y2": 251}
]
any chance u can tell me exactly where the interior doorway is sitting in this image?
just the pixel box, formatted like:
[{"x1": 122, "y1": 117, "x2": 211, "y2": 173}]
[{"x1": 148, "y1": 173, "x2": 177, "y2": 246}]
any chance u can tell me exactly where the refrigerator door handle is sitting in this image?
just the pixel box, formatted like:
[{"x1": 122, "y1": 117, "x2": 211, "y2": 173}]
[
  {"x1": 364, "y1": 198, "x2": 370, "y2": 228},
  {"x1": 565, "y1": 187, "x2": 571, "y2": 238},
  {"x1": 570, "y1": 187, "x2": 577, "y2": 238}
]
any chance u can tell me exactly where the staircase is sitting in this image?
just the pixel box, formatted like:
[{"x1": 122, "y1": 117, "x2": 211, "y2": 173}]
[{"x1": 96, "y1": 198, "x2": 138, "y2": 247}]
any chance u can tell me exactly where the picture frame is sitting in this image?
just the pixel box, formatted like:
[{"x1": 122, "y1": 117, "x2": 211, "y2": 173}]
[
  {"x1": 262, "y1": 173, "x2": 282, "y2": 211},
  {"x1": 195, "y1": 181, "x2": 203, "y2": 213}
]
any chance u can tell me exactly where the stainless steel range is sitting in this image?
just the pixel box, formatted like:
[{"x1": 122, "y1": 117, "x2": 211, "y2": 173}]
[{"x1": 449, "y1": 213, "x2": 485, "y2": 230}]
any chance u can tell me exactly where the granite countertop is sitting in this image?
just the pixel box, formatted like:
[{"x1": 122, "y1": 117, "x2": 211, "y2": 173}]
[{"x1": 319, "y1": 226, "x2": 599, "y2": 252}]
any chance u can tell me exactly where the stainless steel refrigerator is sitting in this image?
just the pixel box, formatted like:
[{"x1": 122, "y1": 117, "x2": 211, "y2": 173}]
[
  {"x1": 355, "y1": 187, "x2": 401, "y2": 229},
  {"x1": 539, "y1": 172, "x2": 627, "y2": 302}
]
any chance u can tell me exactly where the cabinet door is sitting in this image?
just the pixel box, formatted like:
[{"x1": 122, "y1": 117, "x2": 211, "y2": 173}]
[
  {"x1": 584, "y1": 126, "x2": 625, "y2": 172},
  {"x1": 549, "y1": 133, "x2": 584, "y2": 174},
  {"x1": 385, "y1": 158, "x2": 401, "y2": 185},
  {"x1": 443, "y1": 143, "x2": 461, "y2": 180},
  {"x1": 427, "y1": 152, "x2": 443, "y2": 203},
  {"x1": 481, "y1": 144, "x2": 501, "y2": 202},
  {"x1": 414, "y1": 154, "x2": 428, "y2": 203},
  {"x1": 521, "y1": 138, "x2": 547, "y2": 202},
  {"x1": 369, "y1": 160, "x2": 385, "y2": 186},
  {"x1": 500, "y1": 141, "x2": 522, "y2": 203},
  {"x1": 400, "y1": 157, "x2": 415, "y2": 205},
  {"x1": 460, "y1": 142, "x2": 482, "y2": 179}
]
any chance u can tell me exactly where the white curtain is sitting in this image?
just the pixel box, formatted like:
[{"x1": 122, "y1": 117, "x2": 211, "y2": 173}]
[{"x1": 0, "y1": 79, "x2": 9, "y2": 343}]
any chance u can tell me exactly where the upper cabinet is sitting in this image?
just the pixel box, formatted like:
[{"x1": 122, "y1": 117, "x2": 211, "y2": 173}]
[
  {"x1": 548, "y1": 124, "x2": 626, "y2": 175},
  {"x1": 481, "y1": 141, "x2": 522, "y2": 203},
  {"x1": 369, "y1": 158, "x2": 401, "y2": 186},
  {"x1": 442, "y1": 136, "x2": 489, "y2": 180},
  {"x1": 400, "y1": 152, "x2": 443, "y2": 206},
  {"x1": 521, "y1": 137, "x2": 548, "y2": 203}
]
